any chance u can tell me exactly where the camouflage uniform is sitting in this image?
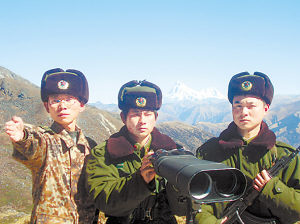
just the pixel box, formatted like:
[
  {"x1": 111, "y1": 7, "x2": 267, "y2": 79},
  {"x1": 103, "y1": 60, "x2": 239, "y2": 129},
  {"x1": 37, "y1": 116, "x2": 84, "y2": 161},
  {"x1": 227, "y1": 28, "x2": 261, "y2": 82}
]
[
  {"x1": 12, "y1": 122, "x2": 97, "y2": 224},
  {"x1": 195, "y1": 122, "x2": 300, "y2": 224}
]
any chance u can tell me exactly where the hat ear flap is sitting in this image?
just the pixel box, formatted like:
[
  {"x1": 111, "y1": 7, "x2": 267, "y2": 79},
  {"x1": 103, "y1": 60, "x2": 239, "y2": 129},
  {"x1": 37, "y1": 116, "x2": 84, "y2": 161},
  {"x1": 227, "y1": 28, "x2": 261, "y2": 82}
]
[
  {"x1": 41, "y1": 68, "x2": 64, "y2": 85},
  {"x1": 228, "y1": 72, "x2": 250, "y2": 103},
  {"x1": 66, "y1": 69, "x2": 89, "y2": 103},
  {"x1": 118, "y1": 80, "x2": 140, "y2": 109},
  {"x1": 41, "y1": 68, "x2": 65, "y2": 102},
  {"x1": 140, "y1": 80, "x2": 162, "y2": 109},
  {"x1": 253, "y1": 72, "x2": 274, "y2": 104}
]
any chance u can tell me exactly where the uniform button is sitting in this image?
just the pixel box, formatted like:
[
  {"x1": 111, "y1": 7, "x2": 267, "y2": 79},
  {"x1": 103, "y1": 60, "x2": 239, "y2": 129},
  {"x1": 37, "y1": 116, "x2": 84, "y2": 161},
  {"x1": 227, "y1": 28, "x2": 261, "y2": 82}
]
[{"x1": 277, "y1": 187, "x2": 281, "y2": 191}]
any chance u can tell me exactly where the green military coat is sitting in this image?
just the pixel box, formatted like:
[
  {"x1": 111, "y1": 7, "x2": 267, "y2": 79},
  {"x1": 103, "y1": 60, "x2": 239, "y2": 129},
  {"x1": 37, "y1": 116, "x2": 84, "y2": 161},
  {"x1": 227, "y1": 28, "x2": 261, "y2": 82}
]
[
  {"x1": 86, "y1": 126, "x2": 186, "y2": 223},
  {"x1": 195, "y1": 122, "x2": 300, "y2": 224}
]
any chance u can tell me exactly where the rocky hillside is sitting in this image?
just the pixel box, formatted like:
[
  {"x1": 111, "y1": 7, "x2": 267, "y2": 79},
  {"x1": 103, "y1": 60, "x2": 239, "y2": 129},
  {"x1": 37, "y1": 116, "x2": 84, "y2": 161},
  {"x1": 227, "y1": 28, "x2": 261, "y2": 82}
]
[
  {"x1": 0, "y1": 66, "x2": 211, "y2": 223},
  {"x1": 2, "y1": 66, "x2": 297, "y2": 223},
  {"x1": 0, "y1": 66, "x2": 123, "y2": 145},
  {"x1": 0, "y1": 66, "x2": 124, "y2": 223},
  {"x1": 157, "y1": 121, "x2": 214, "y2": 153},
  {"x1": 0, "y1": 144, "x2": 32, "y2": 224},
  {"x1": 267, "y1": 101, "x2": 300, "y2": 147}
]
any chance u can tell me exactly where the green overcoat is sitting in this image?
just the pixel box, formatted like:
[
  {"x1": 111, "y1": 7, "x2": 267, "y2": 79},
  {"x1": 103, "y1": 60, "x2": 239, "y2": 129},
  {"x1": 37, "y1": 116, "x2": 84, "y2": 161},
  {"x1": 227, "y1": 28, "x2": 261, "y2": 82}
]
[
  {"x1": 86, "y1": 126, "x2": 187, "y2": 223},
  {"x1": 195, "y1": 122, "x2": 300, "y2": 224}
]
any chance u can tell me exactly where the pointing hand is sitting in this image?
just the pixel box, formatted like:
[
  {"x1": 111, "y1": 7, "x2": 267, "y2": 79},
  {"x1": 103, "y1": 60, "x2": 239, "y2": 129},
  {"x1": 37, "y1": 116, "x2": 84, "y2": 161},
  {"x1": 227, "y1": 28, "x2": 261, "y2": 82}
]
[{"x1": 5, "y1": 116, "x2": 25, "y2": 142}]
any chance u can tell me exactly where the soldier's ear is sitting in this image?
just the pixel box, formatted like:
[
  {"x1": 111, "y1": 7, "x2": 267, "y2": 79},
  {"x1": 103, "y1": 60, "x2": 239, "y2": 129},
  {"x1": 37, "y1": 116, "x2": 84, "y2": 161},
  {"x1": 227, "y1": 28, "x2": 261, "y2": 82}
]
[
  {"x1": 120, "y1": 111, "x2": 126, "y2": 124},
  {"x1": 264, "y1": 103, "x2": 270, "y2": 112},
  {"x1": 43, "y1": 102, "x2": 50, "y2": 113},
  {"x1": 79, "y1": 103, "x2": 85, "y2": 113},
  {"x1": 155, "y1": 111, "x2": 158, "y2": 120}
]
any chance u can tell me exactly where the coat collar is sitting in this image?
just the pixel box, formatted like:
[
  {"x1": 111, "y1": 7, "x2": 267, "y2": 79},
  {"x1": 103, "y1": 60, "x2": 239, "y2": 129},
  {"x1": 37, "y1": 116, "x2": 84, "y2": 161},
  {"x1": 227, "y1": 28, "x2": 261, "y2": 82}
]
[
  {"x1": 107, "y1": 126, "x2": 177, "y2": 159},
  {"x1": 50, "y1": 122, "x2": 89, "y2": 154},
  {"x1": 219, "y1": 121, "x2": 276, "y2": 150}
]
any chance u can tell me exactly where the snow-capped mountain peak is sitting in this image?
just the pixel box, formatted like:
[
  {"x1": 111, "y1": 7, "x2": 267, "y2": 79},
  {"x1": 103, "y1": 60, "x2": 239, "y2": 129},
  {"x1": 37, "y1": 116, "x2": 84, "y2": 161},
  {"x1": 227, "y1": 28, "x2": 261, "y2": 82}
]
[{"x1": 165, "y1": 81, "x2": 226, "y2": 102}]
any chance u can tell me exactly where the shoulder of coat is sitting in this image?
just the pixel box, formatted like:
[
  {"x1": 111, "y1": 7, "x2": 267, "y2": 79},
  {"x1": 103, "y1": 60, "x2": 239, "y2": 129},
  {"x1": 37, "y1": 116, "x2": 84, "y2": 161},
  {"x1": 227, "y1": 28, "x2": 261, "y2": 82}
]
[
  {"x1": 275, "y1": 141, "x2": 297, "y2": 158},
  {"x1": 91, "y1": 141, "x2": 107, "y2": 156},
  {"x1": 275, "y1": 141, "x2": 296, "y2": 152},
  {"x1": 196, "y1": 137, "x2": 220, "y2": 155}
]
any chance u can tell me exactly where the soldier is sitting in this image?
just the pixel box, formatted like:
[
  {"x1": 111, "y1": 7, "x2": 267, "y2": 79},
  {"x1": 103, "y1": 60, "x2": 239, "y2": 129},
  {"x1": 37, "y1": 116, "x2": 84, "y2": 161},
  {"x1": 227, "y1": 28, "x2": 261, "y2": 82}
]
[
  {"x1": 195, "y1": 72, "x2": 300, "y2": 224},
  {"x1": 5, "y1": 68, "x2": 98, "y2": 224},
  {"x1": 85, "y1": 80, "x2": 186, "y2": 223}
]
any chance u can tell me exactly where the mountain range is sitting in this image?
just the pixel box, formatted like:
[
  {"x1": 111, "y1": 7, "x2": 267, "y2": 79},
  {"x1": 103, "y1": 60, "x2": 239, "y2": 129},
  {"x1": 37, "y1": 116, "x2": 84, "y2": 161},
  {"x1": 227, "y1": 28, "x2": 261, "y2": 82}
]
[
  {"x1": 0, "y1": 66, "x2": 213, "y2": 150},
  {"x1": 164, "y1": 81, "x2": 226, "y2": 102},
  {"x1": 0, "y1": 66, "x2": 299, "y2": 223},
  {"x1": 92, "y1": 80, "x2": 300, "y2": 147}
]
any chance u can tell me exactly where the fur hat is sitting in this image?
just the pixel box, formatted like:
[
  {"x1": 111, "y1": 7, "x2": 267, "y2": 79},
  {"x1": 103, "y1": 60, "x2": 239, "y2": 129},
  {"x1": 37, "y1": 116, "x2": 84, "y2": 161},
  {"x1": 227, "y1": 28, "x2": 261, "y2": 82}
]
[
  {"x1": 41, "y1": 68, "x2": 89, "y2": 104},
  {"x1": 118, "y1": 80, "x2": 162, "y2": 111},
  {"x1": 228, "y1": 71, "x2": 274, "y2": 105}
]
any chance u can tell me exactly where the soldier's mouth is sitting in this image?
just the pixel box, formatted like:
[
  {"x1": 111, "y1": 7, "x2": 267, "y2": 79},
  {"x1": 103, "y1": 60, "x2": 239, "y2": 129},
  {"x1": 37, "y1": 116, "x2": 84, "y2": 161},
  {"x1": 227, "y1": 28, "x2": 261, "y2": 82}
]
[{"x1": 58, "y1": 114, "x2": 70, "y2": 117}]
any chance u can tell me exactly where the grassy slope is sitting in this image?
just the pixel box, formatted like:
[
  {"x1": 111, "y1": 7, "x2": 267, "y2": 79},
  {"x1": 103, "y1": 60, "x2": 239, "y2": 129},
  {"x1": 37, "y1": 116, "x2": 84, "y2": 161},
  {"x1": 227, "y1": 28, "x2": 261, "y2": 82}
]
[{"x1": 0, "y1": 143, "x2": 32, "y2": 224}]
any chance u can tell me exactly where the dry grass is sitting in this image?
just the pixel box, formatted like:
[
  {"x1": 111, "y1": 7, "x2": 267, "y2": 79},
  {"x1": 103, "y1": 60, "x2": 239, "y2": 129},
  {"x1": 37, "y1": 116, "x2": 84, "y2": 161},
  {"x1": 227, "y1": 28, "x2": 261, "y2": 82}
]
[
  {"x1": 3, "y1": 210, "x2": 300, "y2": 224},
  {"x1": 0, "y1": 208, "x2": 30, "y2": 224},
  {"x1": 96, "y1": 212, "x2": 186, "y2": 224}
]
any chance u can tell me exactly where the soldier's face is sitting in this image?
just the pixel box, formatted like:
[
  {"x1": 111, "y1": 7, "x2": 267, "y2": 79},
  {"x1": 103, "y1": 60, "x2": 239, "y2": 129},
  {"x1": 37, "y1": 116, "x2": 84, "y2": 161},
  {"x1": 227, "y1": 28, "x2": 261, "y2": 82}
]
[
  {"x1": 122, "y1": 108, "x2": 157, "y2": 144},
  {"x1": 232, "y1": 95, "x2": 269, "y2": 137},
  {"x1": 44, "y1": 94, "x2": 85, "y2": 131}
]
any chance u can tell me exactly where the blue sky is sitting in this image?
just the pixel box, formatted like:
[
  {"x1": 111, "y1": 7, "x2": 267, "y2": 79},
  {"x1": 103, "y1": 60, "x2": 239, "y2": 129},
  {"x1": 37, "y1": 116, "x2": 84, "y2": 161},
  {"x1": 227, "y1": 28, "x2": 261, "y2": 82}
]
[{"x1": 1, "y1": 0, "x2": 299, "y2": 103}]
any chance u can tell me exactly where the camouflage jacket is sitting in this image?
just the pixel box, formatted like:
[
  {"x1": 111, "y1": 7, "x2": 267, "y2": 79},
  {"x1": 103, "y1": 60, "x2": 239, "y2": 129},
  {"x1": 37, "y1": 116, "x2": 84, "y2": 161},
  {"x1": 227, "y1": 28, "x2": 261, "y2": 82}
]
[
  {"x1": 195, "y1": 122, "x2": 300, "y2": 224},
  {"x1": 12, "y1": 122, "x2": 97, "y2": 224}
]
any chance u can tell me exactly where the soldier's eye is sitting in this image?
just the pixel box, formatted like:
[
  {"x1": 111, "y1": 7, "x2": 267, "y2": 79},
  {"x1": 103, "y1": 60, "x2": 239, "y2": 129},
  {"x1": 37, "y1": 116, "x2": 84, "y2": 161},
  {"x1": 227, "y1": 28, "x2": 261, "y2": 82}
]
[
  {"x1": 65, "y1": 98, "x2": 72, "y2": 102},
  {"x1": 53, "y1": 99, "x2": 61, "y2": 103}
]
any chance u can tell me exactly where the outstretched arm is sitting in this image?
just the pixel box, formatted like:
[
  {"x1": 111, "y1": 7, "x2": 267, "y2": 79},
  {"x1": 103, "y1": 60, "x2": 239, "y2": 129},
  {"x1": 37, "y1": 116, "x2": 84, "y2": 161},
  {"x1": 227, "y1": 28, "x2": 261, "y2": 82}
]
[{"x1": 5, "y1": 116, "x2": 47, "y2": 168}]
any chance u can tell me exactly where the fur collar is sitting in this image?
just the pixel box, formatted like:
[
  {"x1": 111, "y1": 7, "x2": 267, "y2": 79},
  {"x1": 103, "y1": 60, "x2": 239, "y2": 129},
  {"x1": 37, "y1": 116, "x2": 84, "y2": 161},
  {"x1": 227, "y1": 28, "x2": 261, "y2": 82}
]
[
  {"x1": 219, "y1": 121, "x2": 276, "y2": 150},
  {"x1": 107, "y1": 126, "x2": 177, "y2": 159}
]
